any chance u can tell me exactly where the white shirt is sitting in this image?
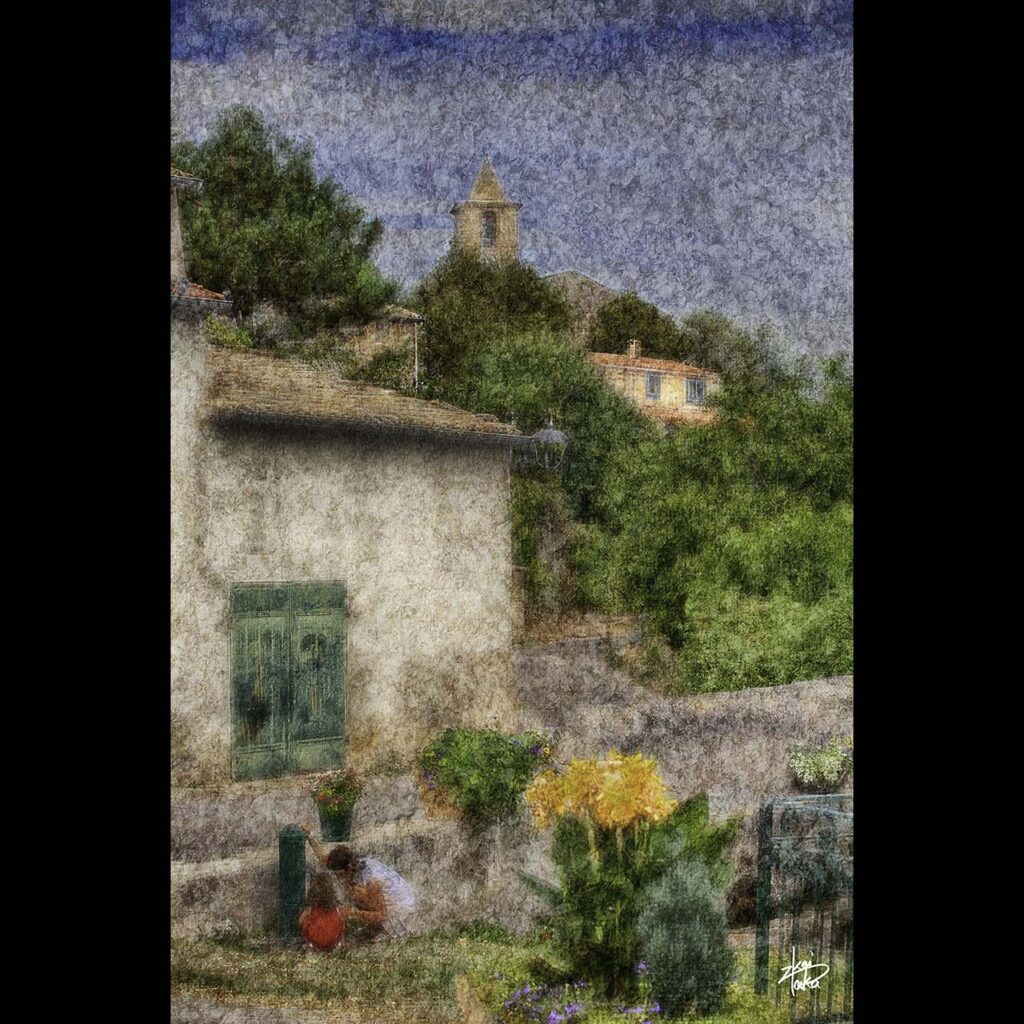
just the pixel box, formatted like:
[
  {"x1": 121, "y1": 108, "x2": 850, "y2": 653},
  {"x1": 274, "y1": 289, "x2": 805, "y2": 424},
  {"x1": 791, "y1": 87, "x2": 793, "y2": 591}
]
[{"x1": 322, "y1": 857, "x2": 416, "y2": 937}]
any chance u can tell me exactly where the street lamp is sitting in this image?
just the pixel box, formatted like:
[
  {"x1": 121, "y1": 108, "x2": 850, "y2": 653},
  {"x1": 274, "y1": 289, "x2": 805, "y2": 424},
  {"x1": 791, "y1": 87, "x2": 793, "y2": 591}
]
[{"x1": 530, "y1": 417, "x2": 570, "y2": 472}]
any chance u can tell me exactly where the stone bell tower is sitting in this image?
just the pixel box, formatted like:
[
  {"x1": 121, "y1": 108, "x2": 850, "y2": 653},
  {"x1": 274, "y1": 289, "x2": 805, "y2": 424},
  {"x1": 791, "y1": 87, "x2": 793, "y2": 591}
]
[{"x1": 449, "y1": 157, "x2": 522, "y2": 262}]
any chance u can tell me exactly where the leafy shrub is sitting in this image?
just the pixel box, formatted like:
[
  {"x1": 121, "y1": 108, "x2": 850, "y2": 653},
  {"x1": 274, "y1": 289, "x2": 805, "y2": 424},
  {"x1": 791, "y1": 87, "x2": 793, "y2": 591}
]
[
  {"x1": 636, "y1": 858, "x2": 734, "y2": 1017},
  {"x1": 521, "y1": 754, "x2": 737, "y2": 999},
  {"x1": 512, "y1": 474, "x2": 584, "y2": 615},
  {"x1": 418, "y1": 727, "x2": 550, "y2": 827},
  {"x1": 788, "y1": 736, "x2": 853, "y2": 792},
  {"x1": 352, "y1": 346, "x2": 414, "y2": 392},
  {"x1": 669, "y1": 586, "x2": 853, "y2": 694},
  {"x1": 205, "y1": 315, "x2": 254, "y2": 349},
  {"x1": 587, "y1": 291, "x2": 684, "y2": 359}
]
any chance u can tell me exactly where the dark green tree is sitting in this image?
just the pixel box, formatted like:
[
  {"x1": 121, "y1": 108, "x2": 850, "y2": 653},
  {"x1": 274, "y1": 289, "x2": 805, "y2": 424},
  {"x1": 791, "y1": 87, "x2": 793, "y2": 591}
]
[
  {"x1": 587, "y1": 292, "x2": 685, "y2": 360},
  {"x1": 465, "y1": 330, "x2": 656, "y2": 522},
  {"x1": 596, "y1": 348, "x2": 853, "y2": 664},
  {"x1": 410, "y1": 251, "x2": 576, "y2": 391},
  {"x1": 171, "y1": 106, "x2": 397, "y2": 320}
]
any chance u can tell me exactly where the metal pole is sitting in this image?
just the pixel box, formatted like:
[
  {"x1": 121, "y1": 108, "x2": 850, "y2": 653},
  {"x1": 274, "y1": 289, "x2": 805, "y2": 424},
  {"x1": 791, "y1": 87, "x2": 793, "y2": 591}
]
[
  {"x1": 754, "y1": 800, "x2": 773, "y2": 995},
  {"x1": 413, "y1": 322, "x2": 419, "y2": 390},
  {"x1": 279, "y1": 824, "x2": 306, "y2": 943}
]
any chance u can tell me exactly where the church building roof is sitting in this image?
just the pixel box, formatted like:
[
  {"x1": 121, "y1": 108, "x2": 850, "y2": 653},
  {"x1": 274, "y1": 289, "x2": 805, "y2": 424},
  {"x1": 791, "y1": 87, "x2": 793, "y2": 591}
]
[{"x1": 468, "y1": 157, "x2": 510, "y2": 202}]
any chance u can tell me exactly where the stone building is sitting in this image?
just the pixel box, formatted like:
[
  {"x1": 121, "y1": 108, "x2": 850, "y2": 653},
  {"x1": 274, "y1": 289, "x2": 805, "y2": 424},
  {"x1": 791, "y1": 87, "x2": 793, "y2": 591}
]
[
  {"x1": 543, "y1": 270, "x2": 622, "y2": 349},
  {"x1": 588, "y1": 341, "x2": 721, "y2": 425},
  {"x1": 171, "y1": 169, "x2": 536, "y2": 935},
  {"x1": 450, "y1": 157, "x2": 522, "y2": 262}
]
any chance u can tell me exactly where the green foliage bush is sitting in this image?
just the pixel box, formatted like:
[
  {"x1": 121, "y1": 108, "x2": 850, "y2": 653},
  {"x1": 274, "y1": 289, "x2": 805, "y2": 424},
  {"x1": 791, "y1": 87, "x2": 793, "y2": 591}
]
[
  {"x1": 670, "y1": 586, "x2": 853, "y2": 694},
  {"x1": 521, "y1": 795, "x2": 738, "y2": 999},
  {"x1": 788, "y1": 736, "x2": 854, "y2": 792},
  {"x1": 204, "y1": 315, "x2": 254, "y2": 349},
  {"x1": 636, "y1": 858, "x2": 735, "y2": 1017},
  {"x1": 468, "y1": 331, "x2": 656, "y2": 523},
  {"x1": 411, "y1": 249, "x2": 852, "y2": 694},
  {"x1": 512, "y1": 474, "x2": 586, "y2": 614},
  {"x1": 417, "y1": 728, "x2": 550, "y2": 826},
  {"x1": 352, "y1": 346, "x2": 414, "y2": 392}
]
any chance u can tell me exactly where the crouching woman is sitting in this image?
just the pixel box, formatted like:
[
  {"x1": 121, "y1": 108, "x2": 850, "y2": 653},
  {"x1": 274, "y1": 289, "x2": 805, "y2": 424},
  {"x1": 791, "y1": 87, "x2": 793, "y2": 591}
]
[{"x1": 301, "y1": 825, "x2": 416, "y2": 942}]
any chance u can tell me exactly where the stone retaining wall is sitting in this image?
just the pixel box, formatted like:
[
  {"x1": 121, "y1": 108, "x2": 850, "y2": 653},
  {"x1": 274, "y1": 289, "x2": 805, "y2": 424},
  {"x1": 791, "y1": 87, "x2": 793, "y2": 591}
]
[{"x1": 171, "y1": 640, "x2": 852, "y2": 937}]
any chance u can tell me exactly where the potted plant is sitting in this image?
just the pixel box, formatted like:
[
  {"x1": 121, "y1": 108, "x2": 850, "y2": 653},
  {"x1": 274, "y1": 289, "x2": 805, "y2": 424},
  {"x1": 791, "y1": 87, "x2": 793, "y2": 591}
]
[
  {"x1": 309, "y1": 767, "x2": 364, "y2": 841},
  {"x1": 788, "y1": 736, "x2": 853, "y2": 793}
]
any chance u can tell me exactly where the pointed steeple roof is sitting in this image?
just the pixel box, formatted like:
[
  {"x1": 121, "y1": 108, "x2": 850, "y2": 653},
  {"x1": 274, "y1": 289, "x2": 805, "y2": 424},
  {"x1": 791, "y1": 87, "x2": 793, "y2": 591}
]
[{"x1": 468, "y1": 157, "x2": 510, "y2": 202}]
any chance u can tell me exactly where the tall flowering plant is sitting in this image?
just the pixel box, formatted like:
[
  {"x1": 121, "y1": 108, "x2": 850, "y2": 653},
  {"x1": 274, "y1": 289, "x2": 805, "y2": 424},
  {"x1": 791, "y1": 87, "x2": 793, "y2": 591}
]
[
  {"x1": 521, "y1": 752, "x2": 683, "y2": 998},
  {"x1": 309, "y1": 767, "x2": 364, "y2": 820}
]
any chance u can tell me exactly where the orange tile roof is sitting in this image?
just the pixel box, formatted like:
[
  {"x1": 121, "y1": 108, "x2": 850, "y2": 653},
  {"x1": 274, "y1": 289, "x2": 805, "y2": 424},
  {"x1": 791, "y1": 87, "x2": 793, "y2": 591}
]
[
  {"x1": 172, "y1": 282, "x2": 226, "y2": 301},
  {"x1": 588, "y1": 352, "x2": 719, "y2": 378}
]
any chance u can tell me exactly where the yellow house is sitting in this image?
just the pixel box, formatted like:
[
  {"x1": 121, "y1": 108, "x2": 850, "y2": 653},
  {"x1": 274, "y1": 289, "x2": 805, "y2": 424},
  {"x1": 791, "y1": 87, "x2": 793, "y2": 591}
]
[{"x1": 588, "y1": 341, "x2": 720, "y2": 425}]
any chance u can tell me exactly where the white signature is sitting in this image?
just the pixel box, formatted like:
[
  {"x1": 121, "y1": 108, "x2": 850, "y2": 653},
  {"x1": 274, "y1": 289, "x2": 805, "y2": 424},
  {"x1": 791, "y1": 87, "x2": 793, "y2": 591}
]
[{"x1": 778, "y1": 947, "x2": 830, "y2": 995}]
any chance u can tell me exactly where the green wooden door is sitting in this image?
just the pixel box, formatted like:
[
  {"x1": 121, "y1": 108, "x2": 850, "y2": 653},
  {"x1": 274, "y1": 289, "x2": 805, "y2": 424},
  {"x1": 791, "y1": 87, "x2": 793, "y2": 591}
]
[{"x1": 231, "y1": 583, "x2": 346, "y2": 780}]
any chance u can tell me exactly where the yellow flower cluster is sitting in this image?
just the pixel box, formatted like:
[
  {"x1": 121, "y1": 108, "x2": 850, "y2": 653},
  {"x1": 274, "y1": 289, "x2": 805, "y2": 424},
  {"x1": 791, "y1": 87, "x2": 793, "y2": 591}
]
[{"x1": 525, "y1": 751, "x2": 678, "y2": 831}]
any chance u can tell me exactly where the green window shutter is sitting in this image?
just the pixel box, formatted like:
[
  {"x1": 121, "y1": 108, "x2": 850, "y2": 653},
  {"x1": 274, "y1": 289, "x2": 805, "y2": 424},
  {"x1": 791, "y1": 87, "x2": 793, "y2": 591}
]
[{"x1": 231, "y1": 583, "x2": 346, "y2": 781}]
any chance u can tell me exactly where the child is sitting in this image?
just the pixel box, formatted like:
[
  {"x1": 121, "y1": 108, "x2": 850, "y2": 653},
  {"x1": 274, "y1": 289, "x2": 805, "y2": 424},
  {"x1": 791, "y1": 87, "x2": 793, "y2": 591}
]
[
  {"x1": 301, "y1": 825, "x2": 416, "y2": 942},
  {"x1": 298, "y1": 873, "x2": 346, "y2": 951}
]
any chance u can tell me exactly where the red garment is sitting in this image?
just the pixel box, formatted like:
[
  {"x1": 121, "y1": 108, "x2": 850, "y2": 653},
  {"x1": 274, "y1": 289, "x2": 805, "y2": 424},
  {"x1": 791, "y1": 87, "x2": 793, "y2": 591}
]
[{"x1": 301, "y1": 907, "x2": 345, "y2": 950}]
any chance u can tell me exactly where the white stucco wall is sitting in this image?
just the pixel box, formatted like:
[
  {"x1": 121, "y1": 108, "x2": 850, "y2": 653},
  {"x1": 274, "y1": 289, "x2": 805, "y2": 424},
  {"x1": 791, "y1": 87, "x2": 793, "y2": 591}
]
[{"x1": 171, "y1": 312, "x2": 518, "y2": 788}]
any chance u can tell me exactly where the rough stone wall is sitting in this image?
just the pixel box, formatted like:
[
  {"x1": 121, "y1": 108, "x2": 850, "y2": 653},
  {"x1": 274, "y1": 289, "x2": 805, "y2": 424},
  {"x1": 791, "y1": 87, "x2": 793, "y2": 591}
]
[
  {"x1": 512, "y1": 640, "x2": 853, "y2": 820},
  {"x1": 171, "y1": 318, "x2": 517, "y2": 788},
  {"x1": 171, "y1": 636, "x2": 851, "y2": 938}
]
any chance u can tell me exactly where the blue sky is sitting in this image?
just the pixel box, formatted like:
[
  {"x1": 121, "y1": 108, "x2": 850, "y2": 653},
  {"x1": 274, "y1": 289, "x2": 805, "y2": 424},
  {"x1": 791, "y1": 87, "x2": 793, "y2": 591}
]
[{"x1": 171, "y1": 0, "x2": 853, "y2": 353}]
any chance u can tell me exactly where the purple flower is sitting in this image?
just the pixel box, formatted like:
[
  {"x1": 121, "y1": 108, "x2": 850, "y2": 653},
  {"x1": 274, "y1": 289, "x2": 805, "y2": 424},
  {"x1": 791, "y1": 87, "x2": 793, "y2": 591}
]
[
  {"x1": 650, "y1": 1002, "x2": 661, "y2": 1013},
  {"x1": 636, "y1": 961, "x2": 648, "y2": 974},
  {"x1": 548, "y1": 1012, "x2": 564, "y2": 1024}
]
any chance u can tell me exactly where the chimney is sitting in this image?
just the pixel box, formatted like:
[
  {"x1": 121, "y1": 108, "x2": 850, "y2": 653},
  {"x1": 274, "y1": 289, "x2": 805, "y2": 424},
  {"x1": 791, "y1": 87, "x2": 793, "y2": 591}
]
[
  {"x1": 171, "y1": 169, "x2": 203, "y2": 283},
  {"x1": 626, "y1": 339, "x2": 642, "y2": 359}
]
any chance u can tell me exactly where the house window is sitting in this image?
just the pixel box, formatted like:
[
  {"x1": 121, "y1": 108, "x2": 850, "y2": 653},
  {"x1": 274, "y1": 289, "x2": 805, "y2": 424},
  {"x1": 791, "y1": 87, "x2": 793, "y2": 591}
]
[
  {"x1": 481, "y1": 211, "x2": 497, "y2": 248},
  {"x1": 645, "y1": 371, "x2": 661, "y2": 400},
  {"x1": 686, "y1": 377, "x2": 706, "y2": 404},
  {"x1": 230, "y1": 582, "x2": 347, "y2": 780}
]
